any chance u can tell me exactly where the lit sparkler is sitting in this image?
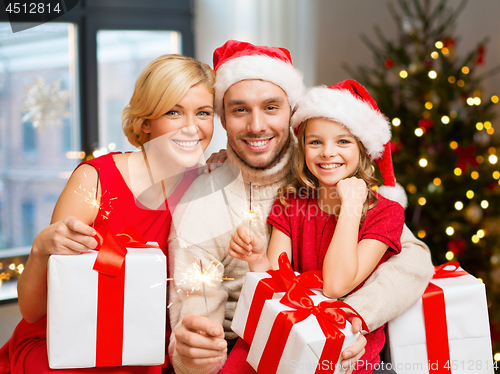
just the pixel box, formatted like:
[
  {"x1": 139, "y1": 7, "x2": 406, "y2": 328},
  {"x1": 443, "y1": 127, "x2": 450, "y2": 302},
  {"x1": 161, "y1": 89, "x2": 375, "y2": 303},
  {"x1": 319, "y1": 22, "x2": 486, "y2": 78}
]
[
  {"x1": 75, "y1": 169, "x2": 115, "y2": 221},
  {"x1": 246, "y1": 182, "x2": 259, "y2": 233},
  {"x1": 176, "y1": 258, "x2": 233, "y2": 318}
]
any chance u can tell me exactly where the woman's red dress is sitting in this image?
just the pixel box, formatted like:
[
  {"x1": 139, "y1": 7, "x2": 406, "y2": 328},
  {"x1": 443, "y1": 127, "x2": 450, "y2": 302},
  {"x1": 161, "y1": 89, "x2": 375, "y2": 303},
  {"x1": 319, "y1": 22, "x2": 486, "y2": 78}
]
[{"x1": 0, "y1": 153, "x2": 196, "y2": 374}]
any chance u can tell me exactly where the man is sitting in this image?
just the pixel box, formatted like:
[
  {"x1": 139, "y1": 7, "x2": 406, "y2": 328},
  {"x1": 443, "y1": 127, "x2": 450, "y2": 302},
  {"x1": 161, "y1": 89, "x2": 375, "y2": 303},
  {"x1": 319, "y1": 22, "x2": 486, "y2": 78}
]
[{"x1": 168, "y1": 40, "x2": 434, "y2": 374}]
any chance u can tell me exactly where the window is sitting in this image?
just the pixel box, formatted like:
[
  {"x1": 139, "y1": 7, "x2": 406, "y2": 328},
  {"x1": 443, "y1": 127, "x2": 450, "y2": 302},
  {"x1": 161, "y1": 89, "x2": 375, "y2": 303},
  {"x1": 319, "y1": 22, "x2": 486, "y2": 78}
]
[
  {"x1": 0, "y1": 0, "x2": 194, "y2": 299},
  {"x1": 0, "y1": 22, "x2": 79, "y2": 250},
  {"x1": 96, "y1": 30, "x2": 182, "y2": 153}
]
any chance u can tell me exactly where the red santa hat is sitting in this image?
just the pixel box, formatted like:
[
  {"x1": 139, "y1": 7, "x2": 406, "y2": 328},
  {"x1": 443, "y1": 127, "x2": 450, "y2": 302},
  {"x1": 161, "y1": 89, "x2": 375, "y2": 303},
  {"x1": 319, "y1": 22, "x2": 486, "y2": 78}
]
[
  {"x1": 213, "y1": 40, "x2": 305, "y2": 118},
  {"x1": 291, "y1": 79, "x2": 407, "y2": 208}
]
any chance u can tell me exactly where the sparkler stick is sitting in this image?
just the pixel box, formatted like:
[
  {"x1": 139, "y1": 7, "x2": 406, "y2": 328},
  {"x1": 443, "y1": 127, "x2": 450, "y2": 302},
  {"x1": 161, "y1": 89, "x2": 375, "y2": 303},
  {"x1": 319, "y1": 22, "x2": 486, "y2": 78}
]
[{"x1": 200, "y1": 259, "x2": 209, "y2": 317}]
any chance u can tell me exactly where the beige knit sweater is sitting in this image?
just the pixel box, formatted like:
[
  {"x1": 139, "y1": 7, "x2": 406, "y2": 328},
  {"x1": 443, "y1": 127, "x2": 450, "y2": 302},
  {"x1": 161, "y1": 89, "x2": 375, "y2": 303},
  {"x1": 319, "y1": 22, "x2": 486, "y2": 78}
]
[{"x1": 168, "y1": 134, "x2": 434, "y2": 374}]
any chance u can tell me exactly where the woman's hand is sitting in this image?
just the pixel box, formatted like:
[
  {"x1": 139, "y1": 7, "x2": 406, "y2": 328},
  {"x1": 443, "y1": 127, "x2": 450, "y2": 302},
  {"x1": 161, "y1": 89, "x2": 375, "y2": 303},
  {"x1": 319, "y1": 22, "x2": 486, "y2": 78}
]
[
  {"x1": 32, "y1": 216, "x2": 98, "y2": 259},
  {"x1": 199, "y1": 149, "x2": 227, "y2": 174},
  {"x1": 228, "y1": 225, "x2": 266, "y2": 262}
]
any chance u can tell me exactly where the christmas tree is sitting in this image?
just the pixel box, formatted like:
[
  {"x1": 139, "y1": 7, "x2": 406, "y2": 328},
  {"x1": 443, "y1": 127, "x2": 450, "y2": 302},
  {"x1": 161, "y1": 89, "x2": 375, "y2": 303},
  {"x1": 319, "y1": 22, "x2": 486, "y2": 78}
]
[{"x1": 345, "y1": 0, "x2": 500, "y2": 357}]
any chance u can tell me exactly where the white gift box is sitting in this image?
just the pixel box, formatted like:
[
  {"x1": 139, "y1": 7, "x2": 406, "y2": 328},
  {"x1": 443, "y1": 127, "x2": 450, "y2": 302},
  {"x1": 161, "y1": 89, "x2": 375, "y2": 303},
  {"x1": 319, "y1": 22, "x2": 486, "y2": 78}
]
[
  {"x1": 387, "y1": 266, "x2": 494, "y2": 374},
  {"x1": 247, "y1": 294, "x2": 359, "y2": 374},
  {"x1": 47, "y1": 245, "x2": 166, "y2": 369},
  {"x1": 232, "y1": 271, "x2": 286, "y2": 344}
]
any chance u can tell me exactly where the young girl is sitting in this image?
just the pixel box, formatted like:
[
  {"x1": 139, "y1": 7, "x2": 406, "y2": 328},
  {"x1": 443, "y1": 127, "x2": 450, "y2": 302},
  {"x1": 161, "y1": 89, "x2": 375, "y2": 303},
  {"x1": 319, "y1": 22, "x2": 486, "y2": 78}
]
[{"x1": 229, "y1": 80, "x2": 407, "y2": 374}]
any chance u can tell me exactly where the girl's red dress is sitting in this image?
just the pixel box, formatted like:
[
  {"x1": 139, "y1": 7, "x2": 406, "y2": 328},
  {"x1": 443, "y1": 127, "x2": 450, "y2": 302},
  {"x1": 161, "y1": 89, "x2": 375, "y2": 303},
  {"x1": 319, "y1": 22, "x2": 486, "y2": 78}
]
[
  {"x1": 221, "y1": 192, "x2": 404, "y2": 374},
  {"x1": 0, "y1": 153, "x2": 196, "y2": 374}
]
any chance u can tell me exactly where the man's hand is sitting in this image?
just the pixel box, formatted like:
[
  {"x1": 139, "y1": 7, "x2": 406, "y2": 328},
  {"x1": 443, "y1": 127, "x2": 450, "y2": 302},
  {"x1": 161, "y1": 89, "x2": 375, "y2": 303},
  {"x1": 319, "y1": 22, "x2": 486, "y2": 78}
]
[
  {"x1": 340, "y1": 317, "x2": 367, "y2": 374},
  {"x1": 199, "y1": 149, "x2": 228, "y2": 174},
  {"x1": 229, "y1": 225, "x2": 266, "y2": 261},
  {"x1": 175, "y1": 314, "x2": 227, "y2": 367}
]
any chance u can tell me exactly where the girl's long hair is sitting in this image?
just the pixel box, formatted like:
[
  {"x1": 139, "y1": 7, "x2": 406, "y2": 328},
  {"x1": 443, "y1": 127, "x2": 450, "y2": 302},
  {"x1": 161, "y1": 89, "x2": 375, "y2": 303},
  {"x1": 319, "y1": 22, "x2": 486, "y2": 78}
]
[{"x1": 279, "y1": 119, "x2": 379, "y2": 221}]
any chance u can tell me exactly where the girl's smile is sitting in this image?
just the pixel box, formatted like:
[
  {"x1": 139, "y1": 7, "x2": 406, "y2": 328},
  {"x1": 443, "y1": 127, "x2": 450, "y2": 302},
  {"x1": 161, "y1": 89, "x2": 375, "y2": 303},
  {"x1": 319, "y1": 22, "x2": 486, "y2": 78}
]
[{"x1": 304, "y1": 117, "x2": 360, "y2": 189}]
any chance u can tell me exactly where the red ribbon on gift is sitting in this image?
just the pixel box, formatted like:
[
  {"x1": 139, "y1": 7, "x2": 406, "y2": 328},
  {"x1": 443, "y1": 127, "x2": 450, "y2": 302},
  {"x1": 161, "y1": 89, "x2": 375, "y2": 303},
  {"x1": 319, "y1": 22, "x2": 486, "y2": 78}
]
[
  {"x1": 92, "y1": 226, "x2": 158, "y2": 367},
  {"x1": 257, "y1": 281, "x2": 368, "y2": 374},
  {"x1": 422, "y1": 262, "x2": 468, "y2": 373},
  {"x1": 243, "y1": 253, "x2": 323, "y2": 345}
]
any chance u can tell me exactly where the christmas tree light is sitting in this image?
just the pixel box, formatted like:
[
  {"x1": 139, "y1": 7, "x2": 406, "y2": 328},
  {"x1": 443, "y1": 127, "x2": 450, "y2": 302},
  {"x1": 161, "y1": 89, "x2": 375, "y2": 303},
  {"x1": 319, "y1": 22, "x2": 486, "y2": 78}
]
[{"x1": 345, "y1": 0, "x2": 500, "y2": 353}]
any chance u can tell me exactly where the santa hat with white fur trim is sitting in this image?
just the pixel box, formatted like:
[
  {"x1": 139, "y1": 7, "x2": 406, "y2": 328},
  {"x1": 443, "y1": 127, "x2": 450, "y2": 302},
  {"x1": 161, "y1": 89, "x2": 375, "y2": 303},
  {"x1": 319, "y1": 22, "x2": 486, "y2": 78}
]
[
  {"x1": 213, "y1": 40, "x2": 305, "y2": 118},
  {"x1": 291, "y1": 79, "x2": 407, "y2": 208}
]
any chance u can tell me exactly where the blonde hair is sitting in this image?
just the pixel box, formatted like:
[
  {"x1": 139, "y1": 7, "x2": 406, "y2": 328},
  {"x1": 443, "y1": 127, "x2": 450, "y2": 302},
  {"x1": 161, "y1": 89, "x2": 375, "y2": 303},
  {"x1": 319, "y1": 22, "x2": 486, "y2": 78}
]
[
  {"x1": 122, "y1": 54, "x2": 215, "y2": 147},
  {"x1": 279, "y1": 119, "x2": 379, "y2": 220}
]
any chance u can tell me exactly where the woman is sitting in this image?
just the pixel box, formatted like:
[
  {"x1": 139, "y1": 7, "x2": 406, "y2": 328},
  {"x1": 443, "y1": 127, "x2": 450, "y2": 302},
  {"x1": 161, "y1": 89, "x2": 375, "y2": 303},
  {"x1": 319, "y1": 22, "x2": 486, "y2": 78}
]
[{"x1": 0, "y1": 54, "x2": 215, "y2": 374}]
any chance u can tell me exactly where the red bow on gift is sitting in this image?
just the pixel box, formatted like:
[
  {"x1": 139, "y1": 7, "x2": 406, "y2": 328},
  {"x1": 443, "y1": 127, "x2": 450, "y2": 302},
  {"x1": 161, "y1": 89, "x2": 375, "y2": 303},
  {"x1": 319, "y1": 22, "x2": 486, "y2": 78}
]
[
  {"x1": 92, "y1": 226, "x2": 159, "y2": 367},
  {"x1": 276, "y1": 252, "x2": 323, "y2": 290},
  {"x1": 93, "y1": 225, "x2": 159, "y2": 276},
  {"x1": 243, "y1": 253, "x2": 323, "y2": 345},
  {"x1": 257, "y1": 281, "x2": 368, "y2": 374},
  {"x1": 433, "y1": 261, "x2": 467, "y2": 279}
]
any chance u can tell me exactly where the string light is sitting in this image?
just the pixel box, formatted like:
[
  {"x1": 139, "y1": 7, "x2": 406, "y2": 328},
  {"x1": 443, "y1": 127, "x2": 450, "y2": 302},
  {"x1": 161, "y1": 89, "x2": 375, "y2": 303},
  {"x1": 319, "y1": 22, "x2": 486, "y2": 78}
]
[
  {"x1": 399, "y1": 70, "x2": 408, "y2": 78},
  {"x1": 392, "y1": 118, "x2": 401, "y2": 127},
  {"x1": 418, "y1": 230, "x2": 426, "y2": 238},
  {"x1": 474, "y1": 97, "x2": 481, "y2": 105},
  {"x1": 492, "y1": 95, "x2": 499, "y2": 104},
  {"x1": 407, "y1": 184, "x2": 417, "y2": 194},
  {"x1": 441, "y1": 116, "x2": 450, "y2": 124},
  {"x1": 485, "y1": 122, "x2": 493, "y2": 130},
  {"x1": 431, "y1": 51, "x2": 439, "y2": 59},
  {"x1": 461, "y1": 66, "x2": 470, "y2": 74},
  {"x1": 476, "y1": 122, "x2": 484, "y2": 130},
  {"x1": 419, "y1": 158, "x2": 428, "y2": 167},
  {"x1": 442, "y1": 47, "x2": 449, "y2": 55},
  {"x1": 477, "y1": 229, "x2": 485, "y2": 238},
  {"x1": 415, "y1": 128, "x2": 424, "y2": 137},
  {"x1": 424, "y1": 102, "x2": 433, "y2": 110},
  {"x1": 487, "y1": 127, "x2": 495, "y2": 135},
  {"x1": 433, "y1": 178, "x2": 441, "y2": 186},
  {"x1": 489, "y1": 155, "x2": 498, "y2": 164},
  {"x1": 493, "y1": 171, "x2": 500, "y2": 179},
  {"x1": 467, "y1": 98, "x2": 475, "y2": 106},
  {"x1": 418, "y1": 197, "x2": 427, "y2": 206},
  {"x1": 450, "y1": 141, "x2": 458, "y2": 150},
  {"x1": 446, "y1": 227, "x2": 454, "y2": 236},
  {"x1": 457, "y1": 80, "x2": 465, "y2": 87},
  {"x1": 448, "y1": 76, "x2": 456, "y2": 84},
  {"x1": 450, "y1": 111, "x2": 457, "y2": 118},
  {"x1": 108, "y1": 143, "x2": 116, "y2": 151},
  {"x1": 481, "y1": 200, "x2": 489, "y2": 209},
  {"x1": 66, "y1": 151, "x2": 86, "y2": 159},
  {"x1": 445, "y1": 251, "x2": 454, "y2": 260},
  {"x1": 455, "y1": 201, "x2": 464, "y2": 210},
  {"x1": 494, "y1": 353, "x2": 500, "y2": 361},
  {"x1": 428, "y1": 70, "x2": 437, "y2": 79},
  {"x1": 471, "y1": 171, "x2": 479, "y2": 180},
  {"x1": 477, "y1": 156, "x2": 484, "y2": 164},
  {"x1": 466, "y1": 190, "x2": 474, "y2": 199},
  {"x1": 435, "y1": 41, "x2": 443, "y2": 49},
  {"x1": 471, "y1": 235, "x2": 480, "y2": 244}
]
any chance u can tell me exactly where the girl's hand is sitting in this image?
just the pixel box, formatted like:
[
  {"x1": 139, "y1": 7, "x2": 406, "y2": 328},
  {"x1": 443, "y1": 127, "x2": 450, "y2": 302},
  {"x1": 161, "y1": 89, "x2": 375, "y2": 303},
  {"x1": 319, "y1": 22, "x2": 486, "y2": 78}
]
[
  {"x1": 228, "y1": 225, "x2": 265, "y2": 262},
  {"x1": 337, "y1": 177, "x2": 368, "y2": 210},
  {"x1": 32, "y1": 216, "x2": 98, "y2": 258}
]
